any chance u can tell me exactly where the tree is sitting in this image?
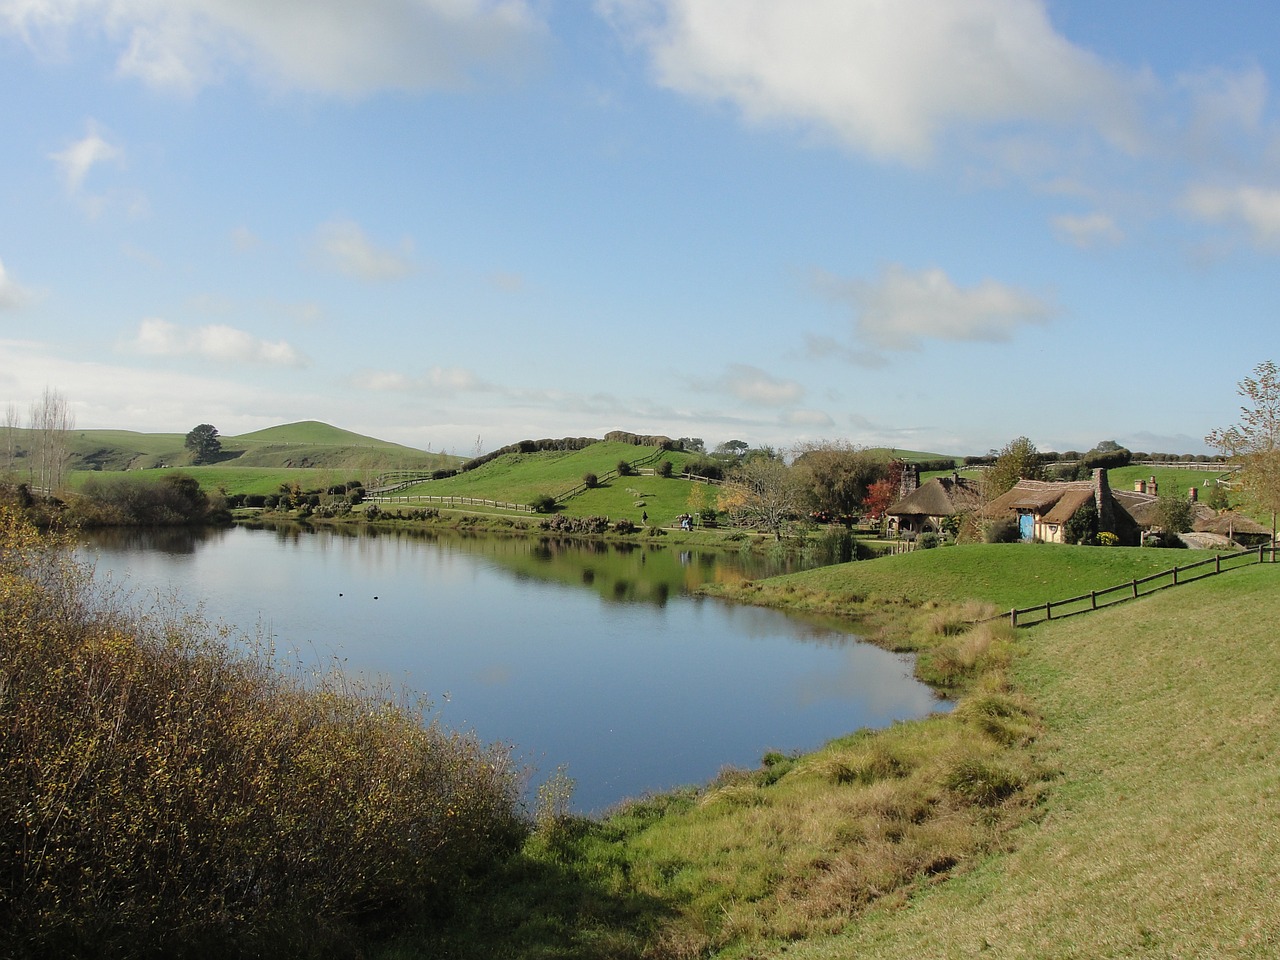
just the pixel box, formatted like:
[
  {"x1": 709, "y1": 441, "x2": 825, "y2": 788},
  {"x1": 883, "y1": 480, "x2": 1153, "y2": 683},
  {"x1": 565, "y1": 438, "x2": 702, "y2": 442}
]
[
  {"x1": 714, "y1": 440, "x2": 749, "y2": 459},
  {"x1": 791, "y1": 440, "x2": 885, "y2": 524},
  {"x1": 28, "y1": 387, "x2": 73, "y2": 493},
  {"x1": 185, "y1": 424, "x2": 222, "y2": 465},
  {"x1": 720, "y1": 455, "x2": 806, "y2": 540},
  {"x1": 1154, "y1": 491, "x2": 1195, "y2": 535},
  {"x1": 1206, "y1": 360, "x2": 1280, "y2": 541},
  {"x1": 862, "y1": 477, "x2": 898, "y2": 524},
  {"x1": 983, "y1": 436, "x2": 1045, "y2": 500}
]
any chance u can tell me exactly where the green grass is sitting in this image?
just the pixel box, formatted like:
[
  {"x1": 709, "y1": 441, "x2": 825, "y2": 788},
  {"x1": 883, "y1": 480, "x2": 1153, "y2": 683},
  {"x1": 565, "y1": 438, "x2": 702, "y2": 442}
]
[
  {"x1": 779, "y1": 562, "x2": 1280, "y2": 959},
  {"x1": 398, "y1": 444, "x2": 691, "y2": 506},
  {"x1": 752, "y1": 542, "x2": 1220, "y2": 613}
]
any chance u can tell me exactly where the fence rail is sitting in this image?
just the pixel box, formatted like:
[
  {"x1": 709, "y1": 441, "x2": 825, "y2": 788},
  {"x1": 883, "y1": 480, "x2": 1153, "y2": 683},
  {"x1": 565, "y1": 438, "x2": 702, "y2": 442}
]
[
  {"x1": 368, "y1": 495, "x2": 534, "y2": 513},
  {"x1": 1005, "y1": 543, "x2": 1276, "y2": 627}
]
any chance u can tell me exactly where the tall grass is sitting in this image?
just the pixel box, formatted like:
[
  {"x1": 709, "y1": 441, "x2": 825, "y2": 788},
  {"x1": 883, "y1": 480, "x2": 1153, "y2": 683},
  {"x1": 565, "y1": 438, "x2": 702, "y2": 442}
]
[{"x1": 0, "y1": 508, "x2": 525, "y2": 958}]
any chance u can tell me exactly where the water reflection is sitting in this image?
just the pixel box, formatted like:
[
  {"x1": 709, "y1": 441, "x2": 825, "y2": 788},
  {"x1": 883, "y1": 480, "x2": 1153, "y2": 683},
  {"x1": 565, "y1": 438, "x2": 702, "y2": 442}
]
[{"x1": 81, "y1": 523, "x2": 945, "y2": 813}]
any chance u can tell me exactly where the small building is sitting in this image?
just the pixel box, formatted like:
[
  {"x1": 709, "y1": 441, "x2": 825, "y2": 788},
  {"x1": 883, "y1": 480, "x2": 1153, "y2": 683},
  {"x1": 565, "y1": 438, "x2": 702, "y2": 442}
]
[
  {"x1": 886, "y1": 473, "x2": 983, "y2": 538},
  {"x1": 982, "y1": 469, "x2": 1139, "y2": 544}
]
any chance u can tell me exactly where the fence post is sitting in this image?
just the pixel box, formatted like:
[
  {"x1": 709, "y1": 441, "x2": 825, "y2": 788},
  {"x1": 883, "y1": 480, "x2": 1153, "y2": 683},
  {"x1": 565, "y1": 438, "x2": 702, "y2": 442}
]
[
  {"x1": 1010, "y1": 608, "x2": 1017, "y2": 628},
  {"x1": 1091, "y1": 590, "x2": 1097, "y2": 610},
  {"x1": 1216, "y1": 555, "x2": 1221, "y2": 574},
  {"x1": 1046, "y1": 601, "x2": 1053, "y2": 621},
  {"x1": 1132, "y1": 579, "x2": 1139, "y2": 599},
  {"x1": 1173, "y1": 566, "x2": 1179, "y2": 585}
]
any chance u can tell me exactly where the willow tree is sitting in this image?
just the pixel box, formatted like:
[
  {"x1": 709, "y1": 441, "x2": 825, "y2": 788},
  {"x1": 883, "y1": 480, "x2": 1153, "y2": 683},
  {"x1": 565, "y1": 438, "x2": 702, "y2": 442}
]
[{"x1": 1206, "y1": 360, "x2": 1280, "y2": 542}]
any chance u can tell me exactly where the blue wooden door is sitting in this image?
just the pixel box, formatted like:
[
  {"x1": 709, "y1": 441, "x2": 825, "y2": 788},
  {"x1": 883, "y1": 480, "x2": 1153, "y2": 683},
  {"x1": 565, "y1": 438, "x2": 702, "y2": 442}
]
[{"x1": 1019, "y1": 512, "x2": 1034, "y2": 541}]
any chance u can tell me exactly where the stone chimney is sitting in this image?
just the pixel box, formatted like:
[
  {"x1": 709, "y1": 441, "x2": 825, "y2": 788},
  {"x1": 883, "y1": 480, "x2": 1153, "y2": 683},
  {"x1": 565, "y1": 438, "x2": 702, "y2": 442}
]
[{"x1": 899, "y1": 463, "x2": 919, "y2": 498}]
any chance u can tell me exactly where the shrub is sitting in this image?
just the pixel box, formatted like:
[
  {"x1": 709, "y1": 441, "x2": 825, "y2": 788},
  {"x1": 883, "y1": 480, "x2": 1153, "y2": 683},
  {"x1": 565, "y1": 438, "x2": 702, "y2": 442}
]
[
  {"x1": 916, "y1": 532, "x2": 940, "y2": 550},
  {"x1": 616, "y1": 460, "x2": 634, "y2": 477},
  {"x1": 983, "y1": 517, "x2": 1021, "y2": 544},
  {"x1": 614, "y1": 518, "x2": 638, "y2": 534},
  {"x1": 656, "y1": 460, "x2": 673, "y2": 478},
  {"x1": 0, "y1": 508, "x2": 524, "y2": 957},
  {"x1": 529, "y1": 494, "x2": 557, "y2": 514},
  {"x1": 583, "y1": 472, "x2": 599, "y2": 489},
  {"x1": 1097, "y1": 531, "x2": 1120, "y2": 547}
]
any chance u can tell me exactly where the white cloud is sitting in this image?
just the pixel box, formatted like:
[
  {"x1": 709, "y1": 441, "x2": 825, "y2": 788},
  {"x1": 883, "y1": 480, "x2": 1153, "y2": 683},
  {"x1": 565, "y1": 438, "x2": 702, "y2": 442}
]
[
  {"x1": 352, "y1": 365, "x2": 491, "y2": 394},
  {"x1": 2, "y1": 0, "x2": 545, "y2": 96},
  {"x1": 1183, "y1": 183, "x2": 1280, "y2": 246},
  {"x1": 48, "y1": 121, "x2": 121, "y2": 194},
  {"x1": 819, "y1": 264, "x2": 1054, "y2": 352},
  {"x1": 716, "y1": 364, "x2": 804, "y2": 406},
  {"x1": 1052, "y1": 211, "x2": 1124, "y2": 249},
  {"x1": 601, "y1": 0, "x2": 1139, "y2": 163},
  {"x1": 127, "y1": 317, "x2": 307, "y2": 366},
  {"x1": 1178, "y1": 64, "x2": 1268, "y2": 139},
  {"x1": 0, "y1": 258, "x2": 33, "y2": 309},
  {"x1": 315, "y1": 220, "x2": 414, "y2": 281}
]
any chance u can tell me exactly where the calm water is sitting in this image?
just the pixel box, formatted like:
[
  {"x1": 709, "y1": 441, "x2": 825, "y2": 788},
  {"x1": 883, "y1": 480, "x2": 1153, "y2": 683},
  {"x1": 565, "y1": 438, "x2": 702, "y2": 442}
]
[{"x1": 81, "y1": 524, "x2": 944, "y2": 813}]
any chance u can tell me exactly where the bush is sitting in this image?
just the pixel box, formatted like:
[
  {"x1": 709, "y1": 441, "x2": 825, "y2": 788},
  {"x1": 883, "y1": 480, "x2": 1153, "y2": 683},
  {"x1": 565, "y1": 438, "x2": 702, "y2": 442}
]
[
  {"x1": 916, "y1": 532, "x2": 940, "y2": 550},
  {"x1": 656, "y1": 460, "x2": 673, "y2": 478},
  {"x1": 0, "y1": 509, "x2": 524, "y2": 957},
  {"x1": 983, "y1": 517, "x2": 1021, "y2": 544},
  {"x1": 582, "y1": 472, "x2": 599, "y2": 489},
  {"x1": 529, "y1": 494, "x2": 557, "y2": 514},
  {"x1": 613, "y1": 518, "x2": 638, "y2": 534}
]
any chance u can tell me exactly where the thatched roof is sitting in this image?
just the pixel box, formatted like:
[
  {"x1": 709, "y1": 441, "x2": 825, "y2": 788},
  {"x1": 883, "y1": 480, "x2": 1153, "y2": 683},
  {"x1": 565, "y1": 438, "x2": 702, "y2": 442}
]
[
  {"x1": 1192, "y1": 511, "x2": 1270, "y2": 536},
  {"x1": 887, "y1": 476, "x2": 982, "y2": 518},
  {"x1": 983, "y1": 478, "x2": 1096, "y2": 517}
]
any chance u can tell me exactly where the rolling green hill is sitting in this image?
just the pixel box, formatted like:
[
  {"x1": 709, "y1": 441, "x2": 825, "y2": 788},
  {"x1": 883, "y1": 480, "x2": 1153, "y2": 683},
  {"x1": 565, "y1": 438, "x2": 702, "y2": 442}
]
[{"x1": 47, "y1": 421, "x2": 459, "y2": 474}]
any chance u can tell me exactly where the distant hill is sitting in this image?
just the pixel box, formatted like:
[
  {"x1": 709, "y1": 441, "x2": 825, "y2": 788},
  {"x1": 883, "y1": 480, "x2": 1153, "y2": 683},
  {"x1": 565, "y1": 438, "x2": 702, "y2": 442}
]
[{"x1": 46, "y1": 421, "x2": 460, "y2": 473}]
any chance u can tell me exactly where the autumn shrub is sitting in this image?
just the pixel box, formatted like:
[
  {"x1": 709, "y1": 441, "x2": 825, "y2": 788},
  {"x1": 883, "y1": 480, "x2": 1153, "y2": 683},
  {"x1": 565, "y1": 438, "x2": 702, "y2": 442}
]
[{"x1": 0, "y1": 508, "x2": 525, "y2": 958}]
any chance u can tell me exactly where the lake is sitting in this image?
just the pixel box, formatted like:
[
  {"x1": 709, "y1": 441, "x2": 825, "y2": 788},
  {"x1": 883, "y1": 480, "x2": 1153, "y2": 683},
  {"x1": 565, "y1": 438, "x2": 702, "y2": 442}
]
[{"x1": 81, "y1": 524, "x2": 946, "y2": 814}]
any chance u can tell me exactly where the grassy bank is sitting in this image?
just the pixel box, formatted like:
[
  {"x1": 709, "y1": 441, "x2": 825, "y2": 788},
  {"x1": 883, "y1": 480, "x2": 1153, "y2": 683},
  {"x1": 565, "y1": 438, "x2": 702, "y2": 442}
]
[{"x1": 777, "y1": 560, "x2": 1280, "y2": 958}]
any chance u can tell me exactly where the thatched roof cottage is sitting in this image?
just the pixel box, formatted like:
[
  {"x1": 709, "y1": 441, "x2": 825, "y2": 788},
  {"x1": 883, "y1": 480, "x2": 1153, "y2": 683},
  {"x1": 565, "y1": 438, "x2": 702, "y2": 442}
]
[{"x1": 886, "y1": 473, "x2": 983, "y2": 538}]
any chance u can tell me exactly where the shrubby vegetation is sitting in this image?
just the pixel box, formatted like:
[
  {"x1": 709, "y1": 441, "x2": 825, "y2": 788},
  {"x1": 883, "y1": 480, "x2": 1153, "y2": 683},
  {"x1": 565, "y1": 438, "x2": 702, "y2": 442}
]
[{"x1": 0, "y1": 508, "x2": 525, "y2": 958}]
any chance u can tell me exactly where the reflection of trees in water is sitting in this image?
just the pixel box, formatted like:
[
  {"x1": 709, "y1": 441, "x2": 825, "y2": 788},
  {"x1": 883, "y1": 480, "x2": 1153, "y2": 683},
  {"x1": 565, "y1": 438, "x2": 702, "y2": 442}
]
[{"x1": 82, "y1": 525, "x2": 229, "y2": 556}]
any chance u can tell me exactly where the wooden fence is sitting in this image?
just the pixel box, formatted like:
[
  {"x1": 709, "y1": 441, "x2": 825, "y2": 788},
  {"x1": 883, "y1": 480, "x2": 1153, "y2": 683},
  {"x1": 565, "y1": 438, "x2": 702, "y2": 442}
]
[
  {"x1": 1005, "y1": 543, "x2": 1277, "y2": 627},
  {"x1": 369, "y1": 495, "x2": 534, "y2": 513}
]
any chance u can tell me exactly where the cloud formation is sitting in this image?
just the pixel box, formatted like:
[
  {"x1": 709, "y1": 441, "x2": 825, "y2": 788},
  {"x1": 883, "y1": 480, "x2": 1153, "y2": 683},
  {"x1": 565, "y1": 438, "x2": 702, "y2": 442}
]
[
  {"x1": 48, "y1": 122, "x2": 121, "y2": 194},
  {"x1": 2, "y1": 0, "x2": 545, "y2": 96},
  {"x1": 128, "y1": 318, "x2": 307, "y2": 367},
  {"x1": 0, "y1": 258, "x2": 32, "y2": 309},
  {"x1": 819, "y1": 264, "x2": 1054, "y2": 353},
  {"x1": 315, "y1": 221, "x2": 414, "y2": 281},
  {"x1": 352, "y1": 366, "x2": 491, "y2": 394},
  {"x1": 716, "y1": 364, "x2": 804, "y2": 406},
  {"x1": 1052, "y1": 211, "x2": 1124, "y2": 249},
  {"x1": 1184, "y1": 183, "x2": 1280, "y2": 246},
  {"x1": 602, "y1": 0, "x2": 1138, "y2": 163}
]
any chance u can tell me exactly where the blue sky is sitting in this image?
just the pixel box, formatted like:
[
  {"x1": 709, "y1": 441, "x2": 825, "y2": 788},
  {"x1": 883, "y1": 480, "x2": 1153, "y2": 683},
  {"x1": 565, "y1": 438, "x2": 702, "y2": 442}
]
[{"x1": 2, "y1": 0, "x2": 1277, "y2": 457}]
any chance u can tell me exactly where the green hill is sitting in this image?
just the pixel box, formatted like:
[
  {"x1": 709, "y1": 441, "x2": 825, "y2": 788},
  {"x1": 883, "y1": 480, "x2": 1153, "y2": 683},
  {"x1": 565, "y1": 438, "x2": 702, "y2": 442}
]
[{"x1": 51, "y1": 421, "x2": 457, "y2": 474}]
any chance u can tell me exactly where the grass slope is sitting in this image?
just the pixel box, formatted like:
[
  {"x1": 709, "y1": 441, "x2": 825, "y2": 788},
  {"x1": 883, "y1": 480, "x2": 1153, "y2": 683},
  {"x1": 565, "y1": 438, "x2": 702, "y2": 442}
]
[
  {"x1": 399, "y1": 443, "x2": 686, "y2": 506},
  {"x1": 784, "y1": 561, "x2": 1280, "y2": 959},
  {"x1": 758, "y1": 542, "x2": 1219, "y2": 614}
]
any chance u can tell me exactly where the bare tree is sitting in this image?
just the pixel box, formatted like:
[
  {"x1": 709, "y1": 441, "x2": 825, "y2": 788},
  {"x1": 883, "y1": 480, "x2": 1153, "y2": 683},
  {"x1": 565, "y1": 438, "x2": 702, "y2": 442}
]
[
  {"x1": 28, "y1": 388, "x2": 74, "y2": 493},
  {"x1": 3, "y1": 403, "x2": 19, "y2": 476},
  {"x1": 719, "y1": 453, "x2": 806, "y2": 540},
  {"x1": 1206, "y1": 360, "x2": 1280, "y2": 542}
]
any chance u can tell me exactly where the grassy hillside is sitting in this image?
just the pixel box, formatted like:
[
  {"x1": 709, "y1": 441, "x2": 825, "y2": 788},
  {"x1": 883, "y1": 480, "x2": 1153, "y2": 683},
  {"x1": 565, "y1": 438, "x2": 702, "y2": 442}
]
[
  {"x1": 778, "y1": 561, "x2": 1280, "y2": 959},
  {"x1": 398, "y1": 442, "x2": 688, "y2": 505},
  {"x1": 47, "y1": 421, "x2": 457, "y2": 478}
]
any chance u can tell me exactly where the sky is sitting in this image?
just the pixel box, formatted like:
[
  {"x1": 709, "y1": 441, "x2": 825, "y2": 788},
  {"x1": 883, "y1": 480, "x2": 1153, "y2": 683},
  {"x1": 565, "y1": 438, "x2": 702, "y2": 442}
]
[{"x1": 2, "y1": 0, "x2": 1278, "y2": 458}]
